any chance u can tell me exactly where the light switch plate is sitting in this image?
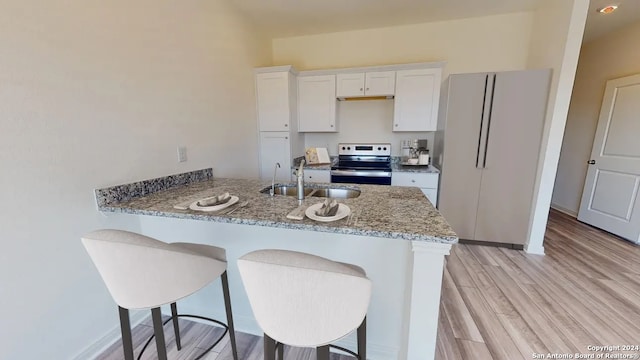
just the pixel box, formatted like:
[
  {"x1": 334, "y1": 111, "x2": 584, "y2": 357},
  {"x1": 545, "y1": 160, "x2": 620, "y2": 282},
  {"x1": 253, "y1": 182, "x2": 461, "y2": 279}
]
[{"x1": 177, "y1": 146, "x2": 187, "y2": 162}]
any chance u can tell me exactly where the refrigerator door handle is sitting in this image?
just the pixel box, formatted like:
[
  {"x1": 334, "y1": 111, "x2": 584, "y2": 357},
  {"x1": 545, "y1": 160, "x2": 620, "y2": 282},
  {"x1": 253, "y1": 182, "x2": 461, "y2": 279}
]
[
  {"x1": 476, "y1": 75, "x2": 489, "y2": 168},
  {"x1": 483, "y1": 74, "x2": 497, "y2": 168}
]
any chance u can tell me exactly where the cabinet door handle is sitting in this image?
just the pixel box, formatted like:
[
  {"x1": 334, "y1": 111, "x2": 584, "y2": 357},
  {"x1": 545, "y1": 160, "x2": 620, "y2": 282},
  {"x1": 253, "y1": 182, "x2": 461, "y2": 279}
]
[
  {"x1": 360, "y1": 88, "x2": 363, "y2": 91},
  {"x1": 483, "y1": 74, "x2": 497, "y2": 168},
  {"x1": 476, "y1": 75, "x2": 489, "y2": 168},
  {"x1": 330, "y1": 124, "x2": 334, "y2": 127},
  {"x1": 285, "y1": 137, "x2": 288, "y2": 139},
  {"x1": 284, "y1": 124, "x2": 288, "y2": 127},
  {"x1": 395, "y1": 124, "x2": 398, "y2": 127},
  {"x1": 411, "y1": 179, "x2": 416, "y2": 183},
  {"x1": 366, "y1": 88, "x2": 369, "y2": 91}
]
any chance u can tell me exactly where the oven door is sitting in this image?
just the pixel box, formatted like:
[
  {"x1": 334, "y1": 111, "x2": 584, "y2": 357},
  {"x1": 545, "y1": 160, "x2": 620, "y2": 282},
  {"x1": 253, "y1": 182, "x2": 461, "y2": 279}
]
[{"x1": 330, "y1": 169, "x2": 392, "y2": 185}]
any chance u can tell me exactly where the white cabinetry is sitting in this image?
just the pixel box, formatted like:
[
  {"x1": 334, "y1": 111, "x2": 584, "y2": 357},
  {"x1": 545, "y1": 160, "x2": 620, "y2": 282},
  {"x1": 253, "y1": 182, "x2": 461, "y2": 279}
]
[
  {"x1": 260, "y1": 132, "x2": 292, "y2": 182},
  {"x1": 303, "y1": 169, "x2": 331, "y2": 183},
  {"x1": 256, "y1": 72, "x2": 291, "y2": 132},
  {"x1": 255, "y1": 66, "x2": 303, "y2": 182},
  {"x1": 298, "y1": 75, "x2": 337, "y2": 132},
  {"x1": 336, "y1": 71, "x2": 395, "y2": 98},
  {"x1": 393, "y1": 68, "x2": 442, "y2": 132},
  {"x1": 391, "y1": 172, "x2": 439, "y2": 206}
]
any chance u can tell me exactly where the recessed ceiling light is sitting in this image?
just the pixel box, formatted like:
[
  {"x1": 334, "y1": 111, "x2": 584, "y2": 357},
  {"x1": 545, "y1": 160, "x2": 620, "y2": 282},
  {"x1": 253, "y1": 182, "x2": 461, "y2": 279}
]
[{"x1": 597, "y1": 5, "x2": 618, "y2": 14}]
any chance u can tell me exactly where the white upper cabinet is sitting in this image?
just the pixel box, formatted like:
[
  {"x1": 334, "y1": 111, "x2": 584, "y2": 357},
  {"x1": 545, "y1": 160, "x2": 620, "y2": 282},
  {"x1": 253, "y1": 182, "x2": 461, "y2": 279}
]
[
  {"x1": 365, "y1": 71, "x2": 396, "y2": 96},
  {"x1": 298, "y1": 75, "x2": 337, "y2": 132},
  {"x1": 336, "y1": 71, "x2": 395, "y2": 98},
  {"x1": 256, "y1": 72, "x2": 292, "y2": 132},
  {"x1": 393, "y1": 68, "x2": 442, "y2": 132},
  {"x1": 336, "y1": 73, "x2": 365, "y2": 97}
]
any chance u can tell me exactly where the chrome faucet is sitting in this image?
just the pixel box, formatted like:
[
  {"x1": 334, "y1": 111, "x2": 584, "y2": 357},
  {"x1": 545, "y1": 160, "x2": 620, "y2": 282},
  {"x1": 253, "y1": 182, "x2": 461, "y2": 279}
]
[
  {"x1": 296, "y1": 159, "x2": 305, "y2": 200},
  {"x1": 270, "y1": 162, "x2": 281, "y2": 197}
]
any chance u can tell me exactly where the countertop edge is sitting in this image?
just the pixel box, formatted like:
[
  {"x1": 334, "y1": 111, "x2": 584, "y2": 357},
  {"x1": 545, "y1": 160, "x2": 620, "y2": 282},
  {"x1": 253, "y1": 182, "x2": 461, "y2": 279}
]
[{"x1": 98, "y1": 205, "x2": 458, "y2": 244}]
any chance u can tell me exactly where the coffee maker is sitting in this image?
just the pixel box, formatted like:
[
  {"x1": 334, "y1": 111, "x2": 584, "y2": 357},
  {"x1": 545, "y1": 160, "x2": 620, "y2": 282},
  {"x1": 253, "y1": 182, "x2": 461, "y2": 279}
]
[{"x1": 409, "y1": 139, "x2": 428, "y2": 159}]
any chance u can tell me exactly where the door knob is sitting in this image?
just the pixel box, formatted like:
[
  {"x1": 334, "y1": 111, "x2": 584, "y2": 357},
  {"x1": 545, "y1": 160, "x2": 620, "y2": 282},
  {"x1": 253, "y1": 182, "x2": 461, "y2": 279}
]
[{"x1": 587, "y1": 160, "x2": 596, "y2": 165}]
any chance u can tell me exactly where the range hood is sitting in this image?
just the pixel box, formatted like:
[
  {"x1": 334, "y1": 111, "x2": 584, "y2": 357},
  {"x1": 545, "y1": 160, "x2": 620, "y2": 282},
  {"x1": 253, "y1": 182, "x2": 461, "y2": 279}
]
[{"x1": 337, "y1": 95, "x2": 394, "y2": 101}]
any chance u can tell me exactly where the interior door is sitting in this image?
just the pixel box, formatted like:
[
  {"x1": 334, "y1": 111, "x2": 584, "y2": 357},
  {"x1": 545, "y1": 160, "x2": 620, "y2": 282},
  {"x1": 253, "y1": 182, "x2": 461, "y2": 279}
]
[{"x1": 578, "y1": 74, "x2": 640, "y2": 244}]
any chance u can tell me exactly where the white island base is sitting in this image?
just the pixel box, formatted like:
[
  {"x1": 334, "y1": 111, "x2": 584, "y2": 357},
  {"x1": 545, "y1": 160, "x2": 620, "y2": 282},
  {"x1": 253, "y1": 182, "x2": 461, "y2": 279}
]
[{"x1": 135, "y1": 215, "x2": 451, "y2": 360}]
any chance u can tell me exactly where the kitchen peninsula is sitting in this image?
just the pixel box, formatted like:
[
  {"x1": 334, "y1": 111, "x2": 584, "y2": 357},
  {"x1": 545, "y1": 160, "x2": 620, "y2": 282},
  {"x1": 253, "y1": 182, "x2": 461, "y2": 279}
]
[{"x1": 96, "y1": 168, "x2": 457, "y2": 360}]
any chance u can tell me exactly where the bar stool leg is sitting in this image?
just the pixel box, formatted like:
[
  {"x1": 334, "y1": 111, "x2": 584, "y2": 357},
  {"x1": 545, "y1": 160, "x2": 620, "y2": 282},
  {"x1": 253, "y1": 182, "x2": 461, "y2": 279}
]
[
  {"x1": 277, "y1": 342, "x2": 284, "y2": 360},
  {"x1": 170, "y1": 302, "x2": 182, "y2": 350},
  {"x1": 118, "y1": 306, "x2": 134, "y2": 360},
  {"x1": 151, "y1": 307, "x2": 168, "y2": 360},
  {"x1": 317, "y1": 345, "x2": 330, "y2": 360},
  {"x1": 263, "y1": 333, "x2": 276, "y2": 360},
  {"x1": 221, "y1": 271, "x2": 239, "y2": 360},
  {"x1": 357, "y1": 316, "x2": 367, "y2": 360}
]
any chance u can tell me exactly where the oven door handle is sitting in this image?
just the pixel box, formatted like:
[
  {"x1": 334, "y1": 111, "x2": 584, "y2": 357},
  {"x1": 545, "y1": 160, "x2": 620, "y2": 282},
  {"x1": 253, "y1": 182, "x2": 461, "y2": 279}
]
[{"x1": 331, "y1": 170, "x2": 392, "y2": 177}]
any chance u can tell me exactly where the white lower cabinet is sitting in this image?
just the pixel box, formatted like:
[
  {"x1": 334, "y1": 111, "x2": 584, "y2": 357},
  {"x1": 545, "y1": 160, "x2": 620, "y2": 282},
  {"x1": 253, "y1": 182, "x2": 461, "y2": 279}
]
[
  {"x1": 304, "y1": 169, "x2": 331, "y2": 183},
  {"x1": 391, "y1": 172, "x2": 439, "y2": 206},
  {"x1": 259, "y1": 132, "x2": 292, "y2": 182}
]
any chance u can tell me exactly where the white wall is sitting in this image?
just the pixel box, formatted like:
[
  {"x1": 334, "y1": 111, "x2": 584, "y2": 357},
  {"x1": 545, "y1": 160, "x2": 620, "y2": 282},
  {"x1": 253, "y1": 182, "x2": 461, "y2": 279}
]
[
  {"x1": 304, "y1": 99, "x2": 434, "y2": 155},
  {"x1": 272, "y1": 12, "x2": 534, "y2": 153},
  {"x1": 525, "y1": 0, "x2": 589, "y2": 254},
  {"x1": 0, "y1": 1, "x2": 271, "y2": 358},
  {"x1": 272, "y1": 12, "x2": 534, "y2": 75},
  {"x1": 553, "y1": 20, "x2": 640, "y2": 215}
]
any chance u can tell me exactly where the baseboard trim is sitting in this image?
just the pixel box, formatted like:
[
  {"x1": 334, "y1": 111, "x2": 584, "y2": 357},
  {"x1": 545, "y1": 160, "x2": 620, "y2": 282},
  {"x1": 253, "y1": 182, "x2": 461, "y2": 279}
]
[
  {"x1": 550, "y1": 203, "x2": 578, "y2": 218},
  {"x1": 72, "y1": 310, "x2": 149, "y2": 360},
  {"x1": 524, "y1": 243, "x2": 545, "y2": 255},
  {"x1": 458, "y1": 239, "x2": 524, "y2": 250}
]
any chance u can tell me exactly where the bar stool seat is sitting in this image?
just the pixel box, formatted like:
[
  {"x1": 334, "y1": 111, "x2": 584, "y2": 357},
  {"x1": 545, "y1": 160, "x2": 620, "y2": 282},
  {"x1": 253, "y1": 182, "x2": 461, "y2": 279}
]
[
  {"x1": 238, "y1": 249, "x2": 372, "y2": 360},
  {"x1": 81, "y1": 229, "x2": 238, "y2": 360}
]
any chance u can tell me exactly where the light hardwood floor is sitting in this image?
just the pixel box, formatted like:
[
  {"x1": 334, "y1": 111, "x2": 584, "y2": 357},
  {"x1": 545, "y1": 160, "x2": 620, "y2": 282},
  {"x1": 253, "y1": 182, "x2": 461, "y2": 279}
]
[
  {"x1": 436, "y1": 209, "x2": 640, "y2": 360},
  {"x1": 97, "y1": 210, "x2": 640, "y2": 359}
]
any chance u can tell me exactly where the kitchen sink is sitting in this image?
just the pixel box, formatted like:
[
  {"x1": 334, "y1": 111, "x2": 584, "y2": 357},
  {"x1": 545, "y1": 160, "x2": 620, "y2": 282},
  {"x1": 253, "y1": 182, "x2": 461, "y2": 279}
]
[
  {"x1": 260, "y1": 185, "x2": 360, "y2": 199},
  {"x1": 309, "y1": 188, "x2": 360, "y2": 199},
  {"x1": 262, "y1": 186, "x2": 314, "y2": 197}
]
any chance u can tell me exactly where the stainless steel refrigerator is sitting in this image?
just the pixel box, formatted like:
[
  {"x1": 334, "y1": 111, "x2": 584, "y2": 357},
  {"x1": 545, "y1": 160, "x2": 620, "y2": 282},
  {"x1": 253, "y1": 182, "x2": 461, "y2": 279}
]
[{"x1": 435, "y1": 69, "x2": 551, "y2": 247}]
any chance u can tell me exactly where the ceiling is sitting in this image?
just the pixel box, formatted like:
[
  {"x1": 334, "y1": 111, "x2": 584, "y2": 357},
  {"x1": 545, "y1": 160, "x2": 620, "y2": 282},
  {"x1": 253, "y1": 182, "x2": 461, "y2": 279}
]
[
  {"x1": 230, "y1": 0, "x2": 640, "y2": 43},
  {"x1": 229, "y1": 0, "x2": 541, "y2": 38},
  {"x1": 583, "y1": 0, "x2": 640, "y2": 42}
]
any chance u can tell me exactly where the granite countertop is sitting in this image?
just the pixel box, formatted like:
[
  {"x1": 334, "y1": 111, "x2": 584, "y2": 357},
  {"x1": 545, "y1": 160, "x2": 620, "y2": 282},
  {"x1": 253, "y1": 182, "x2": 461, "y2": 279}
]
[{"x1": 97, "y1": 170, "x2": 457, "y2": 244}]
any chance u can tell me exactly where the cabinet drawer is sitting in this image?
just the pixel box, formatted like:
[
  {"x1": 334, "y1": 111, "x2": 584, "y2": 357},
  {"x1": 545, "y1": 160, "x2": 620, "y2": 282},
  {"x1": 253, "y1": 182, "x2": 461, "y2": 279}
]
[
  {"x1": 391, "y1": 172, "x2": 438, "y2": 188},
  {"x1": 304, "y1": 169, "x2": 331, "y2": 183}
]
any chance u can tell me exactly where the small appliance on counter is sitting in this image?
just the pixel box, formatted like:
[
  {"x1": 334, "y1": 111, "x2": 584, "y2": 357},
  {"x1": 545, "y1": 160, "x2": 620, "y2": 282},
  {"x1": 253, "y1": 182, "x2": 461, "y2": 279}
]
[{"x1": 400, "y1": 139, "x2": 429, "y2": 165}]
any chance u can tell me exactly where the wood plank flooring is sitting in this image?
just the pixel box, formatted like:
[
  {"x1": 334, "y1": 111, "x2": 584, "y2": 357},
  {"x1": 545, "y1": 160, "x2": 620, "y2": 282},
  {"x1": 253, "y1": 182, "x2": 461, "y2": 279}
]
[
  {"x1": 96, "y1": 210, "x2": 640, "y2": 359},
  {"x1": 436, "y1": 209, "x2": 640, "y2": 360}
]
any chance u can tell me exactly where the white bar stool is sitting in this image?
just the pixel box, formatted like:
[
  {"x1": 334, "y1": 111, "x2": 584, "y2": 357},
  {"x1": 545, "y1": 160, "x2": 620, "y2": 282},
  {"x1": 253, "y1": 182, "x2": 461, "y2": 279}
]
[
  {"x1": 237, "y1": 249, "x2": 372, "y2": 360},
  {"x1": 81, "y1": 229, "x2": 239, "y2": 360}
]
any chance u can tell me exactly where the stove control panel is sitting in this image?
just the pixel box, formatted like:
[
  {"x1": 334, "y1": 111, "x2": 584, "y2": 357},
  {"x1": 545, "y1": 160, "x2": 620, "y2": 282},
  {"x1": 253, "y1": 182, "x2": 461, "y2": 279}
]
[{"x1": 338, "y1": 143, "x2": 391, "y2": 156}]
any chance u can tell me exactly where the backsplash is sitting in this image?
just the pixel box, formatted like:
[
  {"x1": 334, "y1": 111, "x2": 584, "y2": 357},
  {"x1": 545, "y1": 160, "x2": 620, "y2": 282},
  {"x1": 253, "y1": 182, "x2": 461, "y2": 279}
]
[
  {"x1": 95, "y1": 168, "x2": 213, "y2": 207},
  {"x1": 304, "y1": 99, "x2": 434, "y2": 156}
]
